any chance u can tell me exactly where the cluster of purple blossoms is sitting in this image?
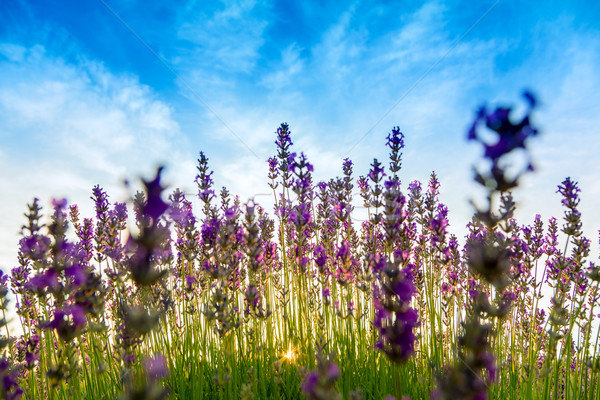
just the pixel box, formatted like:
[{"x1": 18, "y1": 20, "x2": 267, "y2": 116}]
[
  {"x1": 125, "y1": 167, "x2": 170, "y2": 286},
  {"x1": 121, "y1": 353, "x2": 170, "y2": 400},
  {"x1": 368, "y1": 128, "x2": 419, "y2": 365},
  {"x1": 1, "y1": 271, "x2": 23, "y2": 399},
  {"x1": 301, "y1": 349, "x2": 342, "y2": 400}
]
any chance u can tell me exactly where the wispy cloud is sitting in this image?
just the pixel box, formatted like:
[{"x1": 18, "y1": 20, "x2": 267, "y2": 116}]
[
  {"x1": 0, "y1": 44, "x2": 194, "y2": 267},
  {"x1": 176, "y1": 0, "x2": 270, "y2": 76}
]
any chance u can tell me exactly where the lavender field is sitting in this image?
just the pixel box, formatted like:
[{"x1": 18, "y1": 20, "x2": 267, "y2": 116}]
[{"x1": 1, "y1": 92, "x2": 599, "y2": 400}]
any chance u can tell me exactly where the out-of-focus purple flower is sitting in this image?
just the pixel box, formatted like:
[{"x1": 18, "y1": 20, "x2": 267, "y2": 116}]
[
  {"x1": 287, "y1": 152, "x2": 297, "y2": 171},
  {"x1": 468, "y1": 91, "x2": 538, "y2": 164},
  {"x1": 390, "y1": 276, "x2": 415, "y2": 304},
  {"x1": 336, "y1": 241, "x2": 351, "y2": 265},
  {"x1": 368, "y1": 253, "x2": 386, "y2": 274},
  {"x1": 65, "y1": 265, "x2": 87, "y2": 287},
  {"x1": 374, "y1": 256, "x2": 419, "y2": 364},
  {"x1": 301, "y1": 351, "x2": 342, "y2": 400},
  {"x1": 224, "y1": 206, "x2": 236, "y2": 221},
  {"x1": 302, "y1": 371, "x2": 319, "y2": 396},
  {"x1": 19, "y1": 234, "x2": 51, "y2": 263},
  {"x1": 502, "y1": 290, "x2": 516, "y2": 303},
  {"x1": 126, "y1": 167, "x2": 171, "y2": 286},
  {"x1": 185, "y1": 275, "x2": 196, "y2": 290},
  {"x1": 0, "y1": 357, "x2": 23, "y2": 400},
  {"x1": 109, "y1": 202, "x2": 128, "y2": 229},
  {"x1": 51, "y1": 198, "x2": 68, "y2": 216},
  {"x1": 144, "y1": 354, "x2": 169, "y2": 381},
  {"x1": 384, "y1": 179, "x2": 398, "y2": 190},
  {"x1": 441, "y1": 282, "x2": 451, "y2": 295},
  {"x1": 143, "y1": 167, "x2": 169, "y2": 222},
  {"x1": 245, "y1": 285, "x2": 261, "y2": 309},
  {"x1": 0, "y1": 271, "x2": 8, "y2": 293},
  {"x1": 481, "y1": 351, "x2": 497, "y2": 382},
  {"x1": 47, "y1": 304, "x2": 87, "y2": 342},
  {"x1": 347, "y1": 301, "x2": 355, "y2": 314},
  {"x1": 374, "y1": 304, "x2": 418, "y2": 363},
  {"x1": 24, "y1": 334, "x2": 40, "y2": 367},
  {"x1": 124, "y1": 353, "x2": 136, "y2": 366},
  {"x1": 314, "y1": 245, "x2": 328, "y2": 271},
  {"x1": 27, "y1": 269, "x2": 60, "y2": 293},
  {"x1": 326, "y1": 362, "x2": 339, "y2": 381}
]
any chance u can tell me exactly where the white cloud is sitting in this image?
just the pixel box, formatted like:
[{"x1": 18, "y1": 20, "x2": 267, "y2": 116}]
[
  {"x1": 0, "y1": 44, "x2": 192, "y2": 270},
  {"x1": 176, "y1": 0, "x2": 269, "y2": 74},
  {"x1": 260, "y1": 43, "x2": 304, "y2": 91}
]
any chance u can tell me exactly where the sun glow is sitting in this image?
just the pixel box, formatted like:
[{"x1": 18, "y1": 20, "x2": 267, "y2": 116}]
[{"x1": 282, "y1": 345, "x2": 296, "y2": 362}]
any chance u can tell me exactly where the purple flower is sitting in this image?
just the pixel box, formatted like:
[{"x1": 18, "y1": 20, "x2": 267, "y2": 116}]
[
  {"x1": 65, "y1": 265, "x2": 87, "y2": 287},
  {"x1": 342, "y1": 158, "x2": 353, "y2": 173},
  {"x1": 0, "y1": 357, "x2": 23, "y2": 399},
  {"x1": 357, "y1": 176, "x2": 369, "y2": 192},
  {"x1": 326, "y1": 362, "x2": 339, "y2": 381},
  {"x1": 301, "y1": 371, "x2": 319, "y2": 396},
  {"x1": 48, "y1": 304, "x2": 87, "y2": 342},
  {"x1": 185, "y1": 275, "x2": 196, "y2": 289},
  {"x1": 481, "y1": 351, "x2": 497, "y2": 382},
  {"x1": 368, "y1": 159, "x2": 386, "y2": 183},
  {"x1": 51, "y1": 198, "x2": 68, "y2": 215},
  {"x1": 126, "y1": 167, "x2": 171, "y2": 286},
  {"x1": 142, "y1": 167, "x2": 169, "y2": 222},
  {"x1": 386, "y1": 127, "x2": 405, "y2": 149},
  {"x1": 468, "y1": 91, "x2": 538, "y2": 164},
  {"x1": 124, "y1": 353, "x2": 136, "y2": 366},
  {"x1": 27, "y1": 269, "x2": 59, "y2": 293},
  {"x1": 267, "y1": 156, "x2": 278, "y2": 171},
  {"x1": 25, "y1": 334, "x2": 40, "y2": 361},
  {"x1": 195, "y1": 153, "x2": 215, "y2": 207},
  {"x1": 19, "y1": 234, "x2": 51, "y2": 262},
  {"x1": 109, "y1": 202, "x2": 128, "y2": 228},
  {"x1": 301, "y1": 351, "x2": 342, "y2": 400},
  {"x1": 313, "y1": 245, "x2": 328, "y2": 270},
  {"x1": 557, "y1": 177, "x2": 583, "y2": 238},
  {"x1": 275, "y1": 123, "x2": 293, "y2": 148},
  {"x1": 144, "y1": 354, "x2": 169, "y2": 381},
  {"x1": 224, "y1": 206, "x2": 236, "y2": 221},
  {"x1": 91, "y1": 185, "x2": 109, "y2": 220},
  {"x1": 408, "y1": 180, "x2": 421, "y2": 194},
  {"x1": 336, "y1": 241, "x2": 351, "y2": 264},
  {"x1": 441, "y1": 282, "x2": 451, "y2": 295}
]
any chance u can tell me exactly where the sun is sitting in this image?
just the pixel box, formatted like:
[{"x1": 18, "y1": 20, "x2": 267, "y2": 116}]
[{"x1": 282, "y1": 345, "x2": 296, "y2": 362}]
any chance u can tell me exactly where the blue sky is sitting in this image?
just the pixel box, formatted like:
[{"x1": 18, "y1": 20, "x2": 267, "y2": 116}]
[{"x1": 1, "y1": 0, "x2": 600, "y2": 269}]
